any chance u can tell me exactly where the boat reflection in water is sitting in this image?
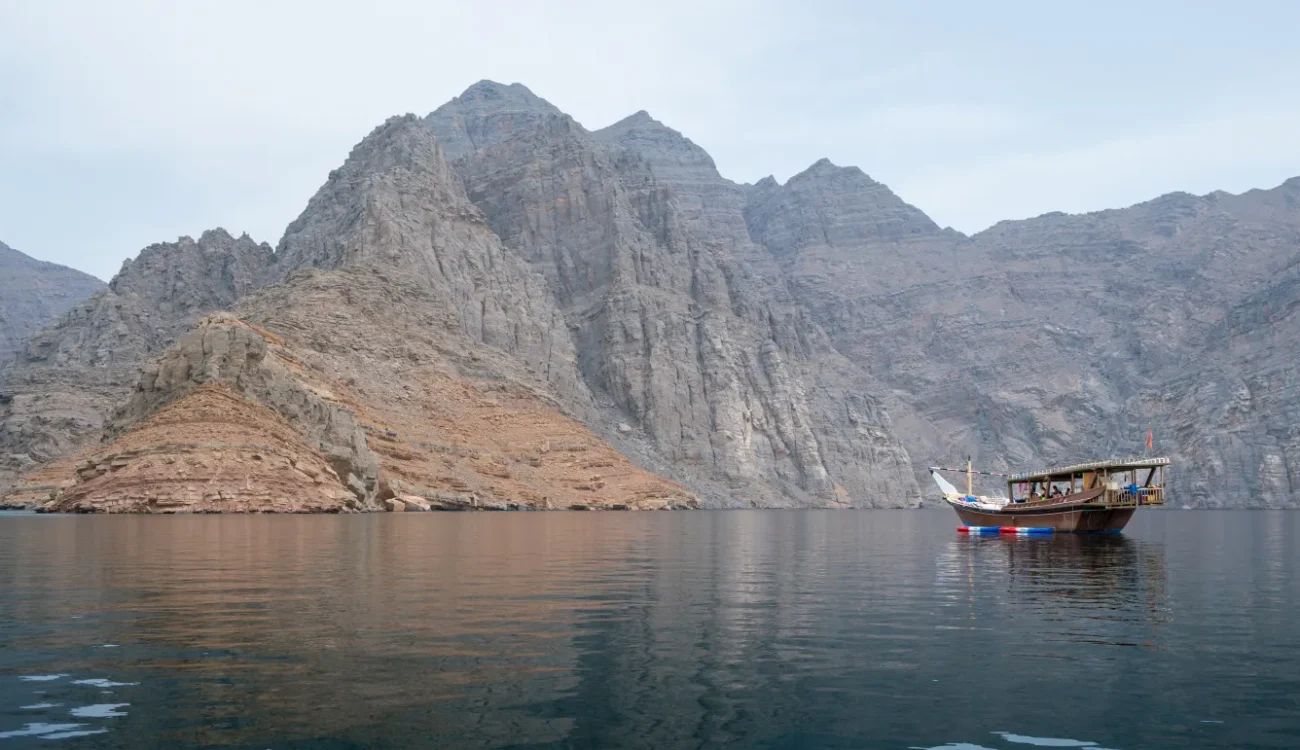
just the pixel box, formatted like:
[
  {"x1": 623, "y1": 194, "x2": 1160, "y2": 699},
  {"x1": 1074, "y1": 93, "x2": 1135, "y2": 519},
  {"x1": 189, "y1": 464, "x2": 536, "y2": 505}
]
[
  {"x1": 9, "y1": 512, "x2": 1291, "y2": 750},
  {"x1": 936, "y1": 530, "x2": 1170, "y2": 648}
]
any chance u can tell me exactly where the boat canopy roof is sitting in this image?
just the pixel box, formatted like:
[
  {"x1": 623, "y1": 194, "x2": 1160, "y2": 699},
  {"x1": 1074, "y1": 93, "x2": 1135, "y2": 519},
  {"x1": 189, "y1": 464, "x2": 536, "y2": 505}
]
[{"x1": 1009, "y1": 456, "x2": 1170, "y2": 482}]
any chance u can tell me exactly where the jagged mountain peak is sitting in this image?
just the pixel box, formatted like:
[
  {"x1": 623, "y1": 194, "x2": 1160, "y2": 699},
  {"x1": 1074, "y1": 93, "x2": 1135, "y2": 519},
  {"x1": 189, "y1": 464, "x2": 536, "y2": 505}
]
[
  {"x1": 0, "y1": 224, "x2": 280, "y2": 496},
  {"x1": 599, "y1": 109, "x2": 664, "y2": 131},
  {"x1": 115, "y1": 228, "x2": 262, "y2": 274},
  {"x1": 592, "y1": 109, "x2": 718, "y2": 176},
  {"x1": 746, "y1": 158, "x2": 941, "y2": 251},
  {"x1": 198, "y1": 227, "x2": 235, "y2": 244},
  {"x1": 594, "y1": 108, "x2": 688, "y2": 142},
  {"x1": 426, "y1": 82, "x2": 568, "y2": 159},
  {"x1": 109, "y1": 229, "x2": 274, "y2": 306},
  {"x1": 803, "y1": 157, "x2": 843, "y2": 174},
  {"x1": 786, "y1": 158, "x2": 879, "y2": 187},
  {"x1": 374, "y1": 112, "x2": 424, "y2": 132},
  {"x1": 453, "y1": 80, "x2": 558, "y2": 111},
  {"x1": 196, "y1": 227, "x2": 268, "y2": 250}
]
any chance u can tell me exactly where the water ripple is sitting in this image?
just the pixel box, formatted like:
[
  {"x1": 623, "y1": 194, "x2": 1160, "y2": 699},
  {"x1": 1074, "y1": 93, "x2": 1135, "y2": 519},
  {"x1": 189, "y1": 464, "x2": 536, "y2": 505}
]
[{"x1": 0, "y1": 510, "x2": 1297, "y2": 748}]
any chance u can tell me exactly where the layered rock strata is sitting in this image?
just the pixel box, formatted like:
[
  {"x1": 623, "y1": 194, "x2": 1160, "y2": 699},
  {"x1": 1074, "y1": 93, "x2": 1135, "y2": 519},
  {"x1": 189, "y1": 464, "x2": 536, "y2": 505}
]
[
  {"x1": 0, "y1": 230, "x2": 274, "y2": 493},
  {"x1": 35, "y1": 297, "x2": 695, "y2": 512},
  {"x1": 42, "y1": 383, "x2": 360, "y2": 513}
]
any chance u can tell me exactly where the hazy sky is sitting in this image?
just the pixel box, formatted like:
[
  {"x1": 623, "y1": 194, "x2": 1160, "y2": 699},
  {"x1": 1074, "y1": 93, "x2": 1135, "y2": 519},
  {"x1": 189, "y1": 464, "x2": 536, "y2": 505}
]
[{"x1": 3, "y1": 0, "x2": 1299, "y2": 281}]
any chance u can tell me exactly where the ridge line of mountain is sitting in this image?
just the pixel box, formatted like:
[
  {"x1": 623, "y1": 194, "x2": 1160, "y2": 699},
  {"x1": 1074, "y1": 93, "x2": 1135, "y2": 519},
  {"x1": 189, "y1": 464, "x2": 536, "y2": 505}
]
[{"x1": 3, "y1": 78, "x2": 1299, "y2": 510}]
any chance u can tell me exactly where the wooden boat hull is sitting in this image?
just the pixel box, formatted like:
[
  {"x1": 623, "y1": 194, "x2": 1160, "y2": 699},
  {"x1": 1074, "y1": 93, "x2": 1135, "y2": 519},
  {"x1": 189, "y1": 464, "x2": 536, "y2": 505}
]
[
  {"x1": 950, "y1": 501, "x2": 1135, "y2": 532},
  {"x1": 935, "y1": 456, "x2": 1167, "y2": 533}
]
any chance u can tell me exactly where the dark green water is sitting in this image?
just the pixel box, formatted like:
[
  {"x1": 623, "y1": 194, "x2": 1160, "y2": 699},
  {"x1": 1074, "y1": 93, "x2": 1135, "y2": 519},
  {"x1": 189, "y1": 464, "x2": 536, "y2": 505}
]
[{"x1": 1, "y1": 510, "x2": 1297, "y2": 749}]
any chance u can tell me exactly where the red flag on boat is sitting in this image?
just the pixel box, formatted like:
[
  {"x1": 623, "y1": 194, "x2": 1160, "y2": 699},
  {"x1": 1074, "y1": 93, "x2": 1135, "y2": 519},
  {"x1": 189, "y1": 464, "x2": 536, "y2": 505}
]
[{"x1": 1146, "y1": 429, "x2": 1154, "y2": 452}]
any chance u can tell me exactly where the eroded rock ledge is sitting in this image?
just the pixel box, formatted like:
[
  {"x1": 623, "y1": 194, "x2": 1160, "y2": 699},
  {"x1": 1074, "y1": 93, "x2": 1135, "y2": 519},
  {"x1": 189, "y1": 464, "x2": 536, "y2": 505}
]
[
  {"x1": 17, "y1": 312, "x2": 696, "y2": 513},
  {"x1": 40, "y1": 384, "x2": 359, "y2": 513}
]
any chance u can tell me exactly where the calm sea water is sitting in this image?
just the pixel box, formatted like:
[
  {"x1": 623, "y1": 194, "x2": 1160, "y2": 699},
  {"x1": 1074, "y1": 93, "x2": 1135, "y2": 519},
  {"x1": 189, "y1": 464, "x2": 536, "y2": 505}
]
[{"x1": 1, "y1": 510, "x2": 1297, "y2": 749}]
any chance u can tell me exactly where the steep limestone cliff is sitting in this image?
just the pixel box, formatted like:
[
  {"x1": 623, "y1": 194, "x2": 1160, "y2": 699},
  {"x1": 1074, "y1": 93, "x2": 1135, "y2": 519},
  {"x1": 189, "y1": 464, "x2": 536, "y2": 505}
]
[
  {"x1": 429, "y1": 85, "x2": 920, "y2": 507},
  {"x1": 267, "y1": 114, "x2": 594, "y2": 420},
  {"x1": 1142, "y1": 251, "x2": 1300, "y2": 507},
  {"x1": 238, "y1": 269, "x2": 697, "y2": 511}
]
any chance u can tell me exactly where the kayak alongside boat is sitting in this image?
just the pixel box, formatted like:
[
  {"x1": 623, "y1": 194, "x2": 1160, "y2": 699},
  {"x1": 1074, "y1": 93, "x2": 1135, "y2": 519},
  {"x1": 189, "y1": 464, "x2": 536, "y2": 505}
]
[{"x1": 933, "y1": 457, "x2": 1169, "y2": 533}]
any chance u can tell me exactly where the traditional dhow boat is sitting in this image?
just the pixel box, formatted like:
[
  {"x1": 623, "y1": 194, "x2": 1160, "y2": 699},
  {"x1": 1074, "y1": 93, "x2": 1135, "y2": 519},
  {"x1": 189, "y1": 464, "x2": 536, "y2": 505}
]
[{"x1": 931, "y1": 457, "x2": 1169, "y2": 532}]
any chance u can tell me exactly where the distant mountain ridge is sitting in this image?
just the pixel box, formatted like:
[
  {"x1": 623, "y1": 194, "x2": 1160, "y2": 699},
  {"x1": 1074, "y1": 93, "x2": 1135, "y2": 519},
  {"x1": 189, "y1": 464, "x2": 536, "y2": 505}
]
[
  {"x1": 744, "y1": 161, "x2": 1300, "y2": 506},
  {"x1": 0, "y1": 240, "x2": 104, "y2": 367},
  {"x1": 2, "y1": 80, "x2": 1298, "y2": 510}
]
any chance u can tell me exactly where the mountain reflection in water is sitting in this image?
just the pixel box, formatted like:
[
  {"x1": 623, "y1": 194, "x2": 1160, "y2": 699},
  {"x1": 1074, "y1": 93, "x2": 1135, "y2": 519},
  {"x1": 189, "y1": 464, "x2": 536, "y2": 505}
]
[{"x1": 1, "y1": 510, "x2": 1297, "y2": 749}]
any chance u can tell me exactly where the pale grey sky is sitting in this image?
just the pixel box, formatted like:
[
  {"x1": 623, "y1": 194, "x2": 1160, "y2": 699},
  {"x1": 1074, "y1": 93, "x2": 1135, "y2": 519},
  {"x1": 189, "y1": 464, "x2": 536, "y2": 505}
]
[{"x1": 3, "y1": 0, "x2": 1299, "y2": 280}]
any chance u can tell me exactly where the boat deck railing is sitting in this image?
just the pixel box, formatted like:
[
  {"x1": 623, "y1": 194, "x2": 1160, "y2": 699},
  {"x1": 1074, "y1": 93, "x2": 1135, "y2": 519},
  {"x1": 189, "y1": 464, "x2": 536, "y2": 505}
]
[{"x1": 1098, "y1": 487, "x2": 1165, "y2": 508}]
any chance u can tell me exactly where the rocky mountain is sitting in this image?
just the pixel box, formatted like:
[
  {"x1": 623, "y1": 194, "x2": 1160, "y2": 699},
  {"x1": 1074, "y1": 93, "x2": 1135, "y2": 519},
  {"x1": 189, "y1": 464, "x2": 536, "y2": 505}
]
[
  {"x1": 1, "y1": 114, "x2": 699, "y2": 512},
  {"x1": 4, "y1": 79, "x2": 1298, "y2": 511},
  {"x1": 266, "y1": 114, "x2": 593, "y2": 418},
  {"x1": 428, "y1": 83, "x2": 919, "y2": 507},
  {"x1": 36, "y1": 301, "x2": 693, "y2": 513},
  {"x1": 744, "y1": 163, "x2": 1300, "y2": 507},
  {"x1": 0, "y1": 240, "x2": 104, "y2": 367},
  {"x1": 1147, "y1": 244, "x2": 1300, "y2": 507},
  {"x1": 0, "y1": 230, "x2": 275, "y2": 498}
]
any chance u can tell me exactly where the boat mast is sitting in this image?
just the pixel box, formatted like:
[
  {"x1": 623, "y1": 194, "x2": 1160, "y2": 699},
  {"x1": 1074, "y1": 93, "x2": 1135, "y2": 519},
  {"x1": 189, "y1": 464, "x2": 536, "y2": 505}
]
[{"x1": 966, "y1": 456, "x2": 973, "y2": 496}]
